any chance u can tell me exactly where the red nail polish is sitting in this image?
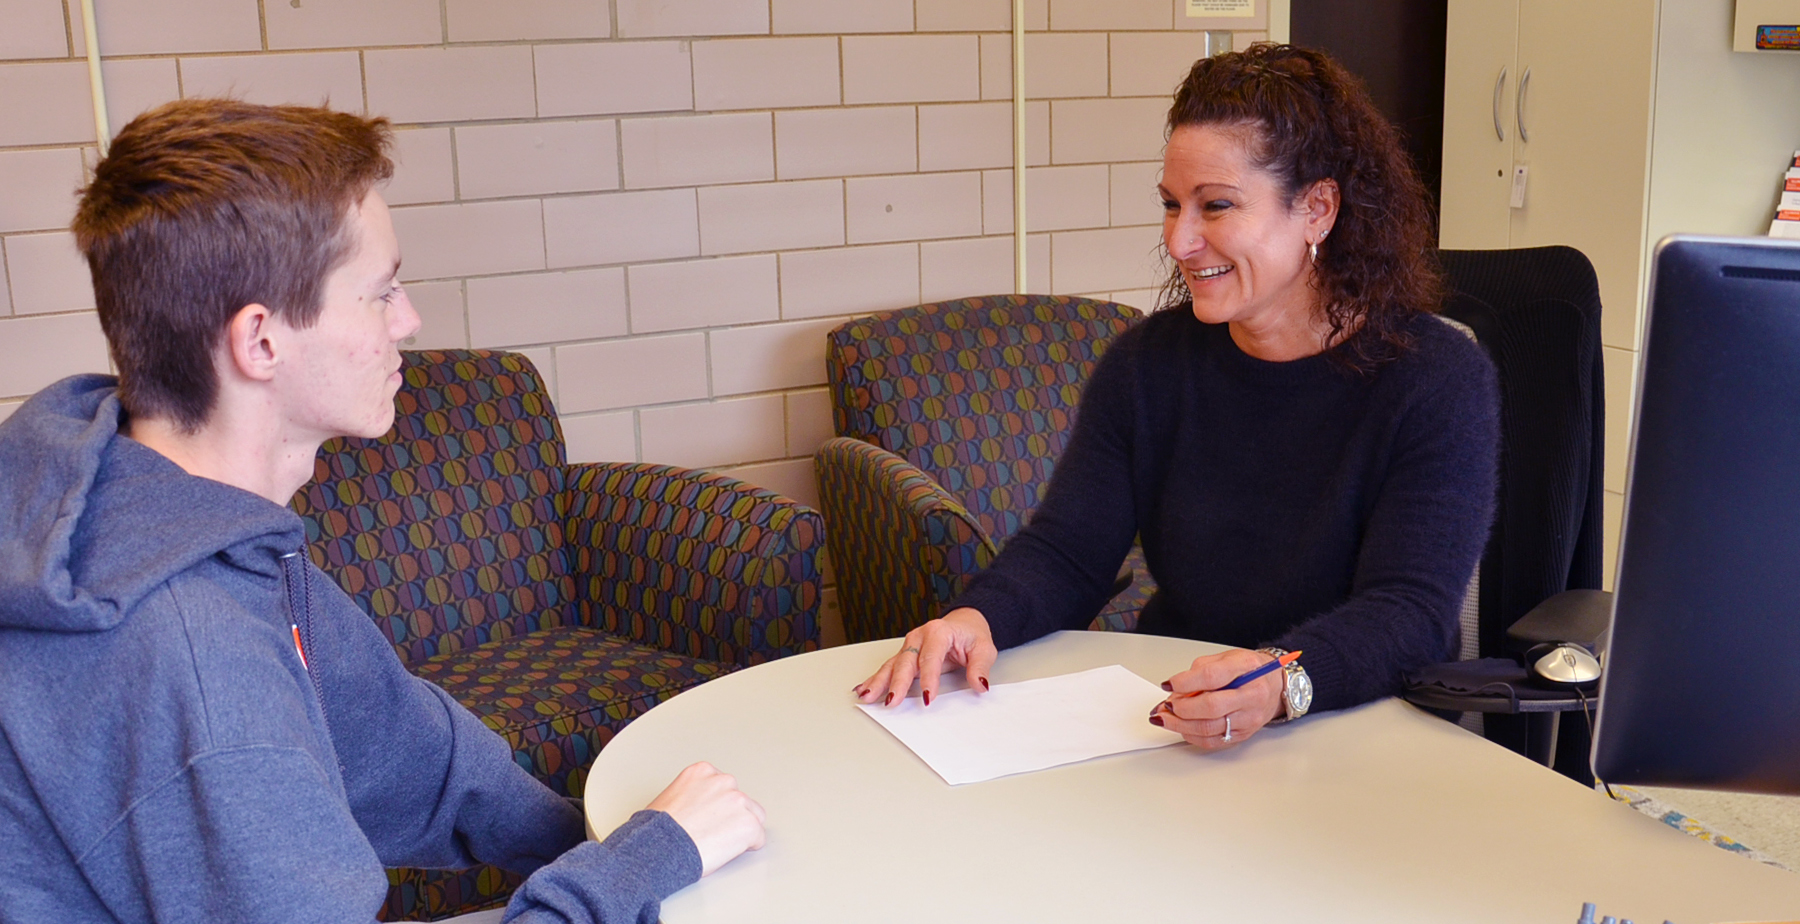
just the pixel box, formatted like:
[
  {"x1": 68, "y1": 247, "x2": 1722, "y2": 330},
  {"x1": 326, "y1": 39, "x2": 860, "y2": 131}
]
[
  {"x1": 923, "y1": 690, "x2": 932, "y2": 706},
  {"x1": 885, "y1": 692, "x2": 895, "y2": 706},
  {"x1": 1149, "y1": 715, "x2": 1165, "y2": 727},
  {"x1": 1160, "y1": 681, "x2": 1173, "y2": 692},
  {"x1": 980, "y1": 677, "x2": 990, "y2": 691}
]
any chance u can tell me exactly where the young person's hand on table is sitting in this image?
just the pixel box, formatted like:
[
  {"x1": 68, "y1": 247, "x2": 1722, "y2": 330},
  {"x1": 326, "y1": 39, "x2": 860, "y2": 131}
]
[
  {"x1": 853, "y1": 608, "x2": 997, "y2": 707},
  {"x1": 646, "y1": 762, "x2": 768, "y2": 876},
  {"x1": 1150, "y1": 648, "x2": 1286, "y2": 751}
]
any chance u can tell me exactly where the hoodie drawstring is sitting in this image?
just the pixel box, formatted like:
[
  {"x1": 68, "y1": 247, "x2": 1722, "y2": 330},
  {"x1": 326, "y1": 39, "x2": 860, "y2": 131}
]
[{"x1": 278, "y1": 552, "x2": 311, "y2": 671}]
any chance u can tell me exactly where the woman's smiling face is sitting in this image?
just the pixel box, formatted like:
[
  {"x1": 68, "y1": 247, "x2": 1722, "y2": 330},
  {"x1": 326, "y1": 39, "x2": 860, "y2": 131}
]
[{"x1": 1160, "y1": 123, "x2": 1334, "y2": 340}]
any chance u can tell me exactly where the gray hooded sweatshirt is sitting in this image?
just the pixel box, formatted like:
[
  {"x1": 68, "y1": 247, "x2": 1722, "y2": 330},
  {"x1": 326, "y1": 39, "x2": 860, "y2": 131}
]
[{"x1": 0, "y1": 376, "x2": 700, "y2": 923}]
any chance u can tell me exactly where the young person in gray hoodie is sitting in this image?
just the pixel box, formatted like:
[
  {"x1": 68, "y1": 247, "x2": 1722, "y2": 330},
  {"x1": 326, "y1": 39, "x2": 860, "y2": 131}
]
[{"x1": 0, "y1": 99, "x2": 765, "y2": 924}]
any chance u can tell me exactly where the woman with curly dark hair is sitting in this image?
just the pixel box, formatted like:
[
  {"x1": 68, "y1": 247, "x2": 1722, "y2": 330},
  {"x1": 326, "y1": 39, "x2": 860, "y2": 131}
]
[{"x1": 855, "y1": 45, "x2": 1498, "y2": 751}]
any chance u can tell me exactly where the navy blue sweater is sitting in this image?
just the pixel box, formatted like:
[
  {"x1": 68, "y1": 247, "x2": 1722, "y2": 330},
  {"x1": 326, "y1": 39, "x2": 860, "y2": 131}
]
[{"x1": 952, "y1": 308, "x2": 1500, "y2": 712}]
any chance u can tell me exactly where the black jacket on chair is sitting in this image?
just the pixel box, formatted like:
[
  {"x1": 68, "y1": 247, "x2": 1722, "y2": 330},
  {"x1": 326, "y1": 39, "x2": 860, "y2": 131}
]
[{"x1": 1439, "y1": 246, "x2": 1607, "y2": 779}]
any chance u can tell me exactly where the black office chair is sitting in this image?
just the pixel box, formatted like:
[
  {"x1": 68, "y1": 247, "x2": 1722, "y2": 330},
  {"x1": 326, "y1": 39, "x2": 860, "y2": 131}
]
[{"x1": 1407, "y1": 246, "x2": 1609, "y2": 782}]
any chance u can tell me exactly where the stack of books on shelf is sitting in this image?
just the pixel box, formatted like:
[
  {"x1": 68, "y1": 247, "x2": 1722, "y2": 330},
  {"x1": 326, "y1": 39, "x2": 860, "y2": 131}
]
[{"x1": 1770, "y1": 152, "x2": 1800, "y2": 239}]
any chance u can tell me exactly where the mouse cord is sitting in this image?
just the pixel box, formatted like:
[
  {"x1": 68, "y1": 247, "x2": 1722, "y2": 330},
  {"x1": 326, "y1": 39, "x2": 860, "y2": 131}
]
[{"x1": 1576, "y1": 687, "x2": 1618, "y2": 800}]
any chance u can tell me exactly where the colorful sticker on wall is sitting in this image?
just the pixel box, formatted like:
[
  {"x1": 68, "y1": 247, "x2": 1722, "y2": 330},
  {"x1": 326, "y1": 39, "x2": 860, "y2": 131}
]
[{"x1": 1756, "y1": 25, "x2": 1800, "y2": 50}]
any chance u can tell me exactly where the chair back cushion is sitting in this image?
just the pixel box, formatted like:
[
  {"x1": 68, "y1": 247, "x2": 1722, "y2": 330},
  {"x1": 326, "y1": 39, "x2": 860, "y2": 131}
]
[
  {"x1": 292, "y1": 350, "x2": 576, "y2": 664},
  {"x1": 1439, "y1": 247, "x2": 1605, "y2": 658},
  {"x1": 825, "y1": 294, "x2": 1140, "y2": 542}
]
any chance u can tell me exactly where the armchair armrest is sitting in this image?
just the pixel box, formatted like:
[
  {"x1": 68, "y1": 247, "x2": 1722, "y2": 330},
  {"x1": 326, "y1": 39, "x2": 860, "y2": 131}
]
[
  {"x1": 815, "y1": 437, "x2": 998, "y2": 644},
  {"x1": 562, "y1": 462, "x2": 824, "y2": 667}
]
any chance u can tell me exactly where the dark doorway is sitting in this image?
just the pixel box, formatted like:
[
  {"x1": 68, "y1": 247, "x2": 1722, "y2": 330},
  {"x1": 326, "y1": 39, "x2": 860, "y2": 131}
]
[{"x1": 1290, "y1": 0, "x2": 1448, "y2": 215}]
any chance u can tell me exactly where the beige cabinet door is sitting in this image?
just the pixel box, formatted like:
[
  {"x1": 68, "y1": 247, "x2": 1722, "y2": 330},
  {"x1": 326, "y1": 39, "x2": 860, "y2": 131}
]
[
  {"x1": 1508, "y1": 0, "x2": 1656, "y2": 346},
  {"x1": 1439, "y1": 0, "x2": 1519, "y2": 250}
]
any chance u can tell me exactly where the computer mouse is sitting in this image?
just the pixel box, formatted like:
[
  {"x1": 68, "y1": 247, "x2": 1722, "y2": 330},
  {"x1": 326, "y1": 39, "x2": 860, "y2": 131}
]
[{"x1": 1526, "y1": 642, "x2": 1602, "y2": 687}]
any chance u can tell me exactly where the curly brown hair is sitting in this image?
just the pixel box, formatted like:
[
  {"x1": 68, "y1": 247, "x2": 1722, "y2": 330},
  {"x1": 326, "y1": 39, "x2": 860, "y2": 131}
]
[{"x1": 1159, "y1": 43, "x2": 1441, "y2": 368}]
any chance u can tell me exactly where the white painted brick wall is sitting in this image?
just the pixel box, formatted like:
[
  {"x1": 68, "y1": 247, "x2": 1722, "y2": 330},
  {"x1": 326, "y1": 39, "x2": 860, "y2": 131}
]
[
  {"x1": 772, "y1": 0, "x2": 914, "y2": 36},
  {"x1": 778, "y1": 243, "x2": 920, "y2": 319},
  {"x1": 98, "y1": 59, "x2": 182, "y2": 134},
  {"x1": 386, "y1": 128, "x2": 457, "y2": 206},
  {"x1": 403, "y1": 280, "x2": 470, "y2": 350},
  {"x1": 698, "y1": 179, "x2": 844, "y2": 255},
  {"x1": 178, "y1": 52, "x2": 365, "y2": 112},
  {"x1": 0, "y1": 148, "x2": 85, "y2": 233},
  {"x1": 446, "y1": 0, "x2": 610, "y2": 43},
  {"x1": 455, "y1": 120, "x2": 620, "y2": 200},
  {"x1": 544, "y1": 189, "x2": 701, "y2": 268},
  {"x1": 640, "y1": 393, "x2": 786, "y2": 469},
  {"x1": 5, "y1": 231, "x2": 91, "y2": 315},
  {"x1": 534, "y1": 42, "x2": 695, "y2": 117},
  {"x1": 467, "y1": 268, "x2": 629, "y2": 348},
  {"x1": 261, "y1": 0, "x2": 441, "y2": 52},
  {"x1": 1050, "y1": 0, "x2": 1171, "y2": 31},
  {"x1": 692, "y1": 38, "x2": 841, "y2": 112},
  {"x1": 775, "y1": 107, "x2": 916, "y2": 180},
  {"x1": 843, "y1": 35, "x2": 980, "y2": 105},
  {"x1": 616, "y1": 0, "x2": 769, "y2": 38},
  {"x1": 72, "y1": 0, "x2": 260, "y2": 57},
  {"x1": 562, "y1": 409, "x2": 638, "y2": 464},
  {"x1": 0, "y1": 0, "x2": 68, "y2": 60},
  {"x1": 0, "y1": 3, "x2": 1266, "y2": 546},
  {"x1": 389, "y1": 200, "x2": 546, "y2": 281},
  {"x1": 621, "y1": 113, "x2": 775, "y2": 189},
  {"x1": 365, "y1": 46, "x2": 536, "y2": 123},
  {"x1": 627, "y1": 254, "x2": 780, "y2": 333}
]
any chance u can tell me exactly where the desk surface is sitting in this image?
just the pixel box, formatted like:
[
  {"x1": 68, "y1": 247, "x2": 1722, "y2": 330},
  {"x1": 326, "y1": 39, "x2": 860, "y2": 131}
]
[{"x1": 583, "y1": 632, "x2": 1800, "y2": 923}]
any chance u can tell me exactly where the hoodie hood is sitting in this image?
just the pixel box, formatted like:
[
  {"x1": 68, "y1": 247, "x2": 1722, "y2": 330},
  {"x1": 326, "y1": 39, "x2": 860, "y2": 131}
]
[{"x1": 0, "y1": 375, "x2": 305, "y2": 633}]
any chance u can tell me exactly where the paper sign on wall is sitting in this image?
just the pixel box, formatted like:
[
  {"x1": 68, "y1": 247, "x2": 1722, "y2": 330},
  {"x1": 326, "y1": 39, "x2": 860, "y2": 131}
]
[{"x1": 1187, "y1": 0, "x2": 1255, "y2": 17}]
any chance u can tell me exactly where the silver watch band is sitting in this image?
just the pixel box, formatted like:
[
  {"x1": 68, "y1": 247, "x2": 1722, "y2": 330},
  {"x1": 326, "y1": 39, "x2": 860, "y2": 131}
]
[{"x1": 1257, "y1": 647, "x2": 1309, "y2": 723}]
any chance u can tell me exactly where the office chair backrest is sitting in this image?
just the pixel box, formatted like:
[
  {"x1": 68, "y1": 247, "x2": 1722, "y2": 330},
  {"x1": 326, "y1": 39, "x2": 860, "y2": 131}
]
[
  {"x1": 825, "y1": 294, "x2": 1142, "y2": 543},
  {"x1": 292, "y1": 350, "x2": 577, "y2": 664},
  {"x1": 1438, "y1": 247, "x2": 1606, "y2": 659}
]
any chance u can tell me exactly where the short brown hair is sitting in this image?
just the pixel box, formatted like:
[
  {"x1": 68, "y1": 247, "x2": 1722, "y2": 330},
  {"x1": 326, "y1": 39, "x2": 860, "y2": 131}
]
[
  {"x1": 73, "y1": 99, "x2": 393, "y2": 430},
  {"x1": 1160, "y1": 44, "x2": 1441, "y2": 368}
]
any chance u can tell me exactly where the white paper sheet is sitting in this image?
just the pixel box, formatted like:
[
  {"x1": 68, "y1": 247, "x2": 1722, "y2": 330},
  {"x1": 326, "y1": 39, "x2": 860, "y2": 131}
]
[{"x1": 857, "y1": 664, "x2": 1184, "y2": 785}]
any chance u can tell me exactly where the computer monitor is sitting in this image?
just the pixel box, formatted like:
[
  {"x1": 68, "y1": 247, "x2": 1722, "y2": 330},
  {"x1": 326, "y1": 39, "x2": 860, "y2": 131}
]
[{"x1": 1591, "y1": 234, "x2": 1800, "y2": 795}]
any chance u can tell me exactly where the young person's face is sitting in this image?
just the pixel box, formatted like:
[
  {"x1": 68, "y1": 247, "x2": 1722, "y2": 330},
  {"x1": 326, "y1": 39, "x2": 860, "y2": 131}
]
[{"x1": 275, "y1": 190, "x2": 420, "y2": 442}]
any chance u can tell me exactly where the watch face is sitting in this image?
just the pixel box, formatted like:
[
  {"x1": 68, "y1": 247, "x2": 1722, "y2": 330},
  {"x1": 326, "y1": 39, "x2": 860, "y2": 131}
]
[{"x1": 1288, "y1": 670, "x2": 1314, "y2": 715}]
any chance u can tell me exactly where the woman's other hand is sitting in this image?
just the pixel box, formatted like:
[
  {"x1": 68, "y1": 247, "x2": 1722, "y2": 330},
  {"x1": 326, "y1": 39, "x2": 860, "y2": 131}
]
[
  {"x1": 853, "y1": 608, "x2": 997, "y2": 708},
  {"x1": 646, "y1": 762, "x2": 767, "y2": 876},
  {"x1": 1151, "y1": 648, "x2": 1285, "y2": 750}
]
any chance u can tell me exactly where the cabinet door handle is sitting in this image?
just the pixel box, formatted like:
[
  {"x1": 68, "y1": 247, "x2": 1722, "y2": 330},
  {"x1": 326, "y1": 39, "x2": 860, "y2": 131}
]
[
  {"x1": 1492, "y1": 66, "x2": 1508, "y2": 141},
  {"x1": 1517, "y1": 66, "x2": 1532, "y2": 143}
]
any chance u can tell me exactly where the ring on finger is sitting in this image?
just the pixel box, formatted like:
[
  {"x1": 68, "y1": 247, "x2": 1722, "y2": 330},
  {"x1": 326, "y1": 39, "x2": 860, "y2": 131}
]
[
  {"x1": 1221, "y1": 715, "x2": 1234, "y2": 743},
  {"x1": 901, "y1": 646, "x2": 921, "y2": 656}
]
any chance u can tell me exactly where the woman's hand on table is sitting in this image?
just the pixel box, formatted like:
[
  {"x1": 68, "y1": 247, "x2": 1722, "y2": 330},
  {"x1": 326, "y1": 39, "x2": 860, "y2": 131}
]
[
  {"x1": 646, "y1": 762, "x2": 767, "y2": 876},
  {"x1": 853, "y1": 608, "x2": 997, "y2": 708},
  {"x1": 1151, "y1": 648, "x2": 1285, "y2": 750}
]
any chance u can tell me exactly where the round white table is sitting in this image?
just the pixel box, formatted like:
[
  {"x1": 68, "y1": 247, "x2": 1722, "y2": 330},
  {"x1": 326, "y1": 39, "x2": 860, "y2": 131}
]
[{"x1": 584, "y1": 631, "x2": 1800, "y2": 923}]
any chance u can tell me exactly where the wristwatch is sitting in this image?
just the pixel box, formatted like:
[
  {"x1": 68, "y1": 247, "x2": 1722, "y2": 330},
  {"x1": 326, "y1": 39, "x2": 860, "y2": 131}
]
[{"x1": 1258, "y1": 647, "x2": 1312, "y2": 722}]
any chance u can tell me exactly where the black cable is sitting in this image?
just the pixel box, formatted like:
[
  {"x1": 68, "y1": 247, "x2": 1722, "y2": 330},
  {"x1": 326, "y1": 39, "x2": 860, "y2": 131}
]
[{"x1": 1576, "y1": 687, "x2": 1617, "y2": 800}]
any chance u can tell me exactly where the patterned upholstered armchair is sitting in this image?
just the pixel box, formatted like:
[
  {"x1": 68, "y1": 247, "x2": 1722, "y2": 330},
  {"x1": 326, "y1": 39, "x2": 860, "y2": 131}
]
[
  {"x1": 815, "y1": 295, "x2": 1151, "y2": 644},
  {"x1": 291, "y1": 350, "x2": 823, "y2": 921}
]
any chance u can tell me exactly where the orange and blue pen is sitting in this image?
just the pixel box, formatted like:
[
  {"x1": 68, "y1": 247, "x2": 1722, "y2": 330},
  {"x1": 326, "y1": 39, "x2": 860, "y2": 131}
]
[
  {"x1": 1220, "y1": 649, "x2": 1302, "y2": 690},
  {"x1": 1161, "y1": 649, "x2": 1302, "y2": 697}
]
